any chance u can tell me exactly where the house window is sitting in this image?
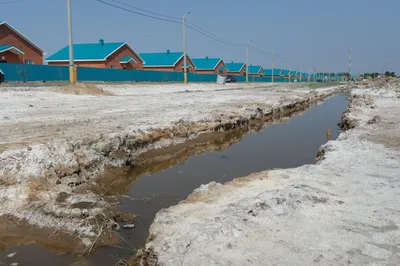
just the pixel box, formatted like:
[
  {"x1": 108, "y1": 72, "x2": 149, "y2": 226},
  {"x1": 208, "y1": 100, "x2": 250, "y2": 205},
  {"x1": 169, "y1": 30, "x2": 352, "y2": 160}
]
[
  {"x1": 110, "y1": 65, "x2": 116, "y2": 69},
  {"x1": 25, "y1": 59, "x2": 34, "y2": 64}
]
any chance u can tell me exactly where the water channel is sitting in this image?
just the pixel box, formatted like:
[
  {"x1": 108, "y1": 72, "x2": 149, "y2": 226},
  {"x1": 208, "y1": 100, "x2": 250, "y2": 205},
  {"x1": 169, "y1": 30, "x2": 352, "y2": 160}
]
[{"x1": 0, "y1": 94, "x2": 348, "y2": 266}]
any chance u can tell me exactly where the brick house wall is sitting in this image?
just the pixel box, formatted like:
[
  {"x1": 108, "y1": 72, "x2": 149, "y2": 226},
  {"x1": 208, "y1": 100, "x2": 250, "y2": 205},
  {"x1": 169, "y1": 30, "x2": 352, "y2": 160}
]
[
  {"x1": 48, "y1": 44, "x2": 143, "y2": 70},
  {"x1": 105, "y1": 45, "x2": 143, "y2": 70},
  {"x1": 0, "y1": 24, "x2": 43, "y2": 64}
]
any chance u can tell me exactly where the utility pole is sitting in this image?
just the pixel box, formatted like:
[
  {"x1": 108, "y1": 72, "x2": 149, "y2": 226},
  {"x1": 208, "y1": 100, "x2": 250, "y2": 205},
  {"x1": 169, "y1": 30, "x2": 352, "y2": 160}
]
[
  {"x1": 289, "y1": 56, "x2": 292, "y2": 83},
  {"x1": 314, "y1": 68, "x2": 316, "y2": 82},
  {"x1": 299, "y1": 64, "x2": 302, "y2": 83},
  {"x1": 308, "y1": 67, "x2": 311, "y2": 82},
  {"x1": 271, "y1": 49, "x2": 275, "y2": 83},
  {"x1": 246, "y1": 40, "x2": 251, "y2": 83},
  {"x1": 182, "y1": 12, "x2": 190, "y2": 84},
  {"x1": 67, "y1": 0, "x2": 75, "y2": 83},
  {"x1": 348, "y1": 48, "x2": 352, "y2": 81}
]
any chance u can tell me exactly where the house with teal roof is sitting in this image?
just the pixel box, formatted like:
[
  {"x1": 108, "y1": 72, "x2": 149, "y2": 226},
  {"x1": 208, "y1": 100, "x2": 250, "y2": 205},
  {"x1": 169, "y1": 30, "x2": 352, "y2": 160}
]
[
  {"x1": 46, "y1": 39, "x2": 143, "y2": 70},
  {"x1": 191, "y1": 56, "x2": 226, "y2": 74},
  {"x1": 139, "y1": 50, "x2": 195, "y2": 72},
  {"x1": 225, "y1": 62, "x2": 246, "y2": 76},
  {"x1": 263, "y1": 68, "x2": 283, "y2": 77},
  {"x1": 282, "y1": 69, "x2": 290, "y2": 77},
  {"x1": 245, "y1": 65, "x2": 264, "y2": 76},
  {"x1": 0, "y1": 20, "x2": 44, "y2": 64}
]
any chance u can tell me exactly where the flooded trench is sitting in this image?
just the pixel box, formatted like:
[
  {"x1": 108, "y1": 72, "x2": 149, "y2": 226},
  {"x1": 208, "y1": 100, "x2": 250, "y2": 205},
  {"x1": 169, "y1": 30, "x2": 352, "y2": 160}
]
[{"x1": 0, "y1": 94, "x2": 348, "y2": 266}]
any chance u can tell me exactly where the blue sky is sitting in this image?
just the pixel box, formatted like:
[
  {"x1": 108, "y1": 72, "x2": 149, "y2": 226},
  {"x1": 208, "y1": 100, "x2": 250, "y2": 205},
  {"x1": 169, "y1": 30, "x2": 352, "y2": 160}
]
[{"x1": 1, "y1": 0, "x2": 399, "y2": 74}]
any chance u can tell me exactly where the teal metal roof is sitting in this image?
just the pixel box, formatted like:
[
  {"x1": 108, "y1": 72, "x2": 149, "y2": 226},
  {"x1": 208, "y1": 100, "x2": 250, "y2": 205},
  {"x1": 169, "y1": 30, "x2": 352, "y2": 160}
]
[
  {"x1": 140, "y1": 51, "x2": 184, "y2": 67},
  {"x1": 226, "y1": 62, "x2": 245, "y2": 72},
  {"x1": 46, "y1": 42, "x2": 128, "y2": 61},
  {"x1": 120, "y1": 56, "x2": 137, "y2": 64},
  {"x1": 191, "y1": 57, "x2": 222, "y2": 70},
  {"x1": 282, "y1": 69, "x2": 290, "y2": 76},
  {"x1": 264, "y1": 68, "x2": 282, "y2": 76},
  {"x1": 0, "y1": 44, "x2": 25, "y2": 54},
  {"x1": 247, "y1": 65, "x2": 263, "y2": 75},
  {"x1": 290, "y1": 71, "x2": 297, "y2": 76}
]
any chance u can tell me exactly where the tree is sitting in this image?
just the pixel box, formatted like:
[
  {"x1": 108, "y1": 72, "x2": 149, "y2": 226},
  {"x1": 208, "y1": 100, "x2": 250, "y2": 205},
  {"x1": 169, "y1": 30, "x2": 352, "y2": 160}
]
[
  {"x1": 384, "y1": 71, "x2": 396, "y2": 77},
  {"x1": 371, "y1": 72, "x2": 379, "y2": 79}
]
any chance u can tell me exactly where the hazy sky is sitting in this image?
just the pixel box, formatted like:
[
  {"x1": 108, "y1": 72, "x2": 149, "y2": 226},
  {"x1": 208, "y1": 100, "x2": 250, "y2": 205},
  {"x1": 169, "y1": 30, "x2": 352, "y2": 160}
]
[{"x1": 1, "y1": 0, "x2": 399, "y2": 74}]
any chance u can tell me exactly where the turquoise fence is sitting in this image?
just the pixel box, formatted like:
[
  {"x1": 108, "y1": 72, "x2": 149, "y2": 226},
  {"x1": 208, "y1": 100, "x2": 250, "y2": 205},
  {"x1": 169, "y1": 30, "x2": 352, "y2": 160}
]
[
  {"x1": 236, "y1": 76, "x2": 289, "y2": 83},
  {"x1": 0, "y1": 63, "x2": 291, "y2": 83},
  {"x1": 0, "y1": 63, "x2": 68, "y2": 82}
]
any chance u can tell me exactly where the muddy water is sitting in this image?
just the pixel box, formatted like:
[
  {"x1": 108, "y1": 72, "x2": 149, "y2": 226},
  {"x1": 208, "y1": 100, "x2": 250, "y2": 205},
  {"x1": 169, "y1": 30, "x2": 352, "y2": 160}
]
[{"x1": 0, "y1": 94, "x2": 348, "y2": 266}]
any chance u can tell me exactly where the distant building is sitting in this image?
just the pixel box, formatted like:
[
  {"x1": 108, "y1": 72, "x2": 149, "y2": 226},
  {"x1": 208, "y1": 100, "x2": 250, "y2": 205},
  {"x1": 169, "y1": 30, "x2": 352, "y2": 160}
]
[
  {"x1": 282, "y1": 69, "x2": 290, "y2": 78},
  {"x1": 0, "y1": 20, "x2": 44, "y2": 64},
  {"x1": 46, "y1": 40, "x2": 143, "y2": 69},
  {"x1": 263, "y1": 68, "x2": 283, "y2": 77},
  {"x1": 139, "y1": 50, "x2": 195, "y2": 72},
  {"x1": 191, "y1": 57, "x2": 226, "y2": 74},
  {"x1": 225, "y1": 62, "x2": 246, "y2": 76},
  {"x1": 246, "y1": 65, "x2": 264, "y2": 76}
]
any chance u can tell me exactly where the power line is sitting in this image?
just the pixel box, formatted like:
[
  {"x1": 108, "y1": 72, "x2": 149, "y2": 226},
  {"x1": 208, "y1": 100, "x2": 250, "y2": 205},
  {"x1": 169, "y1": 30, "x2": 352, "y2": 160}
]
[
  {"x1": 94, "y1": 0, "x2": 182, "y2": 24},
  {"x1": 186, "y1": 24, "x2": 245, "y2": 48},
  {"x1": 107, "y1": 0, "x2": 181, "y2": 21},
  {"x1": 93, "y1": 0, "x2": 297, "y2": 67},
  {"x1": 186, "y1": 21, "x2": 246, "y2": 47}
]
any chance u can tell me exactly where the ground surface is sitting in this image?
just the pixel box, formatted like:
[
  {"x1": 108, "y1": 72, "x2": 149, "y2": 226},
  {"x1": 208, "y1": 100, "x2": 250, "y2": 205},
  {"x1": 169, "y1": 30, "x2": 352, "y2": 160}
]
[
  {"x1": 143, "y1": 79, "x2": 400, "y2": 265},
  {"x1": 0, "y1": 83, "x2": 311, "y2": 148},
  {"x1": 0, "y1": 82, "x2": 340, "y2": 246}
]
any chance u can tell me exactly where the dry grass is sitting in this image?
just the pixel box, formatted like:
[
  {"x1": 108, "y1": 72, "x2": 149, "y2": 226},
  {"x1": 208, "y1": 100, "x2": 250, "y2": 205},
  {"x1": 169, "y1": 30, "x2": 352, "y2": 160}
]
[{"x1": 54, "y1": 83, "x2": 114, "y2": 96}]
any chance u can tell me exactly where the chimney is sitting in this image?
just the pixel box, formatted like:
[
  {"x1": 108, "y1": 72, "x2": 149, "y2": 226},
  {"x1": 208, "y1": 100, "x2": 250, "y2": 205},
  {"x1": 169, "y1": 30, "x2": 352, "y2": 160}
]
[
  {"x1": 99, "y1": 39, "x2": 104, "y2": 47},
  {"x1": 166, "y1": 49, "x2": 170, "y2": 54}
]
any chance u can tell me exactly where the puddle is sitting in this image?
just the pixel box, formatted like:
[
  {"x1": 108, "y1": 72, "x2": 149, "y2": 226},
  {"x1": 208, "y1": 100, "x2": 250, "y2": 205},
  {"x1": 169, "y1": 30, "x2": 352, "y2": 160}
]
[{"x1": 0, "y1": 94, "x2": 348, "y2": 265}]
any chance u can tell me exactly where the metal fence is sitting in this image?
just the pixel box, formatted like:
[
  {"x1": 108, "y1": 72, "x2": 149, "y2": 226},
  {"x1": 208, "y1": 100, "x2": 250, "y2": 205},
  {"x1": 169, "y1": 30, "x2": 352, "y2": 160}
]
[
  {"x1": 0, "y1": 63, "x2": 289, "y2": 83},
  {"x1": 0, "y1": 63, "x2": 68, "y2": 82}
]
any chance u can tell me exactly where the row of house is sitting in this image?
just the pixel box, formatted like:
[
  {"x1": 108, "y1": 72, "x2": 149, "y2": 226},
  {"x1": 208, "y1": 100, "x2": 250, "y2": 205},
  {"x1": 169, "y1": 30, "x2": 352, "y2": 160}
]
[{"x1": 0, "y1": 20, "x2": 314, "y2": 78}]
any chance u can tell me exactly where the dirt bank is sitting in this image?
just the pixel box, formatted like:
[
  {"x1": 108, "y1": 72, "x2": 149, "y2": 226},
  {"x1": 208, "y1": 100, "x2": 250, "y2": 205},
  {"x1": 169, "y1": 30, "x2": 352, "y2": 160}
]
[
  {"x1": 141, "y1": 78, "x2": 400, "y2": 265},
  {"x1": 0, "y1": 82, "x2": 342, "y2": 247}
]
